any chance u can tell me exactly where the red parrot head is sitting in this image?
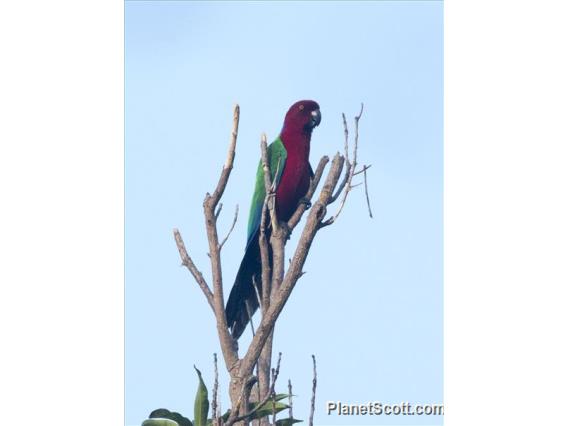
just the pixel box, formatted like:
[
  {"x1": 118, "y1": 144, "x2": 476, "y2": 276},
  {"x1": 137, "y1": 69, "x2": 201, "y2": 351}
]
[{"x1": 282, "y1": 100, "x2": 321, "y2": 134}]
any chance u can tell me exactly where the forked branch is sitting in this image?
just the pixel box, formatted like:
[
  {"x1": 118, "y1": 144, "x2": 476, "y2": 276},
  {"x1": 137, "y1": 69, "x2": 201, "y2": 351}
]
[{"x1": 322, "y1": 103, "x2": 367, "y2": 227}]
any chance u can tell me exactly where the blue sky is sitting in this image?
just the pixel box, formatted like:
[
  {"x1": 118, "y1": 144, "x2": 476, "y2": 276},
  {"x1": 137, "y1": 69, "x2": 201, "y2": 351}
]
[{"x1": 126, "y1": 1, "x2": 443, "y2": 425}]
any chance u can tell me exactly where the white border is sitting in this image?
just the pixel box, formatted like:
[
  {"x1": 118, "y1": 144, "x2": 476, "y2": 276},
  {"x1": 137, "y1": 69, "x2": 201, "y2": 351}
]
[
  {"x1": 0, "y1": 0, "x2": 124, "y2": 424},
  {"x1": 1, "y1": 1, "x2": 568, "y2": 425},
  {"x1": 446, "y1": 0, "x2": 568, "y2": 425}
]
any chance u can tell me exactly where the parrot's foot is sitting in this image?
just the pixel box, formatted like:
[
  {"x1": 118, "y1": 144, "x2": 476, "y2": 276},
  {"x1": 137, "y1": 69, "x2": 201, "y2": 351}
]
[{"x1": 298, "y1": 197, "x2": 312, "y2": 210}]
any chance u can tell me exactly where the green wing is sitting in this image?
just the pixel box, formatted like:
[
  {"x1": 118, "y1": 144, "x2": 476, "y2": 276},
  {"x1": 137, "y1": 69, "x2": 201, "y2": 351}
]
[{"x1": 246, "y1": 137, "x2": 287, "y2": 246}]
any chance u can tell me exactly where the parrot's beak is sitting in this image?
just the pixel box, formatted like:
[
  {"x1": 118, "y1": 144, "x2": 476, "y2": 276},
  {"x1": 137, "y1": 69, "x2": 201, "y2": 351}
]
[{"x1": 310, "y1": 109, "x2": 321, "y2": 128}]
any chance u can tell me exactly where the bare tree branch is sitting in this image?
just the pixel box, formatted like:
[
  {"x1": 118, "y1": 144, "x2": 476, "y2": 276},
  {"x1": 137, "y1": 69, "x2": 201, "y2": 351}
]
[
  {"x1": 258, "y1": 331, "x2": 273, "y2": 426},
  {"x1": 202, "y1": 105, "x2": 241, "y2": 373},
  {"x1": 353, "y1": 164, "x2": 372, "y2": 176},
  {"x1": 220, "y1": 204, "x2": 239, "y2": 251},
  {"x1": 258, "y1": 133, "x2": 276, "y2": 415},
  {"x1": 215, "y1": 202, "x2": 223, "y2": 220},
  {"x1": 271, "y1": 375, "x2": 277, "y2": 426},
  {"x1": 355, "y1": 102, "x2": 364, "y2": 148},
  {"x1": 269, "y1": 163, "x2": 283, "y2": 233},
  {"x1": 288, "y1": 379, "x2": 293, "y2": 419},
  {"x1": 308, "y1": 355, "x2": 317, "y2": 426},
  {"x1": 321, "y1": 103, "x2": 365, "y2": 227},
  {"x1": 342, "y1": 112, "x2": 350, "y2": 165},
  {"x1": 173, "y1": 228, "x2": 215, "y2": 311},
  {"x1": 259, "y1": 201, "x2": 271, "y2": 312},
  {"x1": 212, "y1": 353, "x2": 219, "y2": 424},
  {"x1": 329, "y1": 162, "x2": 349, "y2": 204},
  {"x1": 260, "y1": 132, "x2": 284, "y2": 237},
  {"x1": 260, "y1": 133, "x2": 273, "y2": 197},
  {"x1": 329, "y1": 113, "x2": 351, "y2": 204},
  {"x1": 209, "y1": 104, "x2": 240, "y2": 207},
  {"x1": 246, "y1": 302, "x2": 256, "y2": 337},
  {"x1": 363, "y1": 166, "x2": 373, "y2": 218},
  {"x1": 259, "y1": 133, "x2": 274, "y2": 312}
]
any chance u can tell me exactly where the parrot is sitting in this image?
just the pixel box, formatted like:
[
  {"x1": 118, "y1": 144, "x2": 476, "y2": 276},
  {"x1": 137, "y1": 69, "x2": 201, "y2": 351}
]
[{"x1": 225, "y1": 100, "x2": 321, "y2": 340}]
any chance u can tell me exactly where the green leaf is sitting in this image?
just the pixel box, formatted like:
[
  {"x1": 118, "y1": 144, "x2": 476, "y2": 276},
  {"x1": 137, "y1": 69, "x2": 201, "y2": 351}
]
[
  {"x1": 247, "y1": 401, "x2": 289, "y2": 420},
  {"x1": 150, "y1": 409, "x2": 173, "y2": 419},
  {"x1": 211, "y1": 398, "x2": 290, "y2": 423},
  {"x1": 271, "y1": 393, "x2": 291, "y2": 403},
  {"x1": 221, "y1": 410, "x2": 231, "y2": 422},
  {"x1": 193, "y1": 366, "x2": 209, "y2": 426},
  {"x1": 275, "y1": 419, "x2": 303, "y2": 426},
  {"x1": 142, "y1": 419, "x2": 179, "y2": 426},
  {"x1": 167, "y1": 412, "x2": 193, "y2": 426},
  {"x1": 148, "y1": 408, "x2": 193, "y2": 426}
]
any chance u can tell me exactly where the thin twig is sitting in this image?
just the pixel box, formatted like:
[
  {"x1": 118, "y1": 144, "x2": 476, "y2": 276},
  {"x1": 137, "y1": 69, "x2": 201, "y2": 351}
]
[
  {"x1": 250, "y1": 276, "x2": 263, "y2": 314},
  {"x1": 355, "y1": 103, "x2": 364, "y2": 142},
  {"x1": 353, "y1": 164, "x2": 372, "y2": 176},
  {"x1": 225, "y1": 105, "x2": 240, "y2": 168},
  {"x1": 329, "y1": 162, "x2": 350, "y2": 204},
  {"x1": 288, "y1": 379, "x2": 293, "y2": 419},
  {"x1": 321, "y1": 103, "x2": 364, "y2": 227},
  {"x1": 308, "y1": 355, "x2": 317, "y2": 426},
  {"x1": 363, "y1": 167, "x2": 373, "y2": 218},
  {"x1": 215, "y1": 202, "x2": 223, "y2": 220},
  {"x1": 329, "y1": 113, "x2": 351, "y2": 204},
  {"x1": 342, "y1": 112, "x2": 349, "y2": 165},
  {"x1": 271, "y1": 158, "x2": 282, "y2": 192},
  {"x1": 212, "y1": 353, "x2": 219, "y2": 423},
  {"x1": 208, "y1": 104, "x2": 240, "y2": 208},
  {"x1": 173, "y1": 228, "x2": 215, "y2": 311},
  {"x1": 246, "y1": 301, "x2": 256, "y2": 337},
  {"x1": 271, "y1": 369, "x2": 277, "y2": 425},
  {"x1": 219, "y1": 204, "x2": 239, "y2": 250}
]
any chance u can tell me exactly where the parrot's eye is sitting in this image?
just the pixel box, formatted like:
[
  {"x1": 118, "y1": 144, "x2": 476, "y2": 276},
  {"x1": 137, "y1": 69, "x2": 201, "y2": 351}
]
[{"x1": 299, "y1": 105, "x2": 304, "y2": 111}]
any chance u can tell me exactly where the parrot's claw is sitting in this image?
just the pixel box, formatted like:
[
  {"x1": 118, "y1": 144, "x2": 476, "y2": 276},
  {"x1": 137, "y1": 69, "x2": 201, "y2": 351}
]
[{"x1": 299, "y1": 197, "x2": 312, "y2": 210}]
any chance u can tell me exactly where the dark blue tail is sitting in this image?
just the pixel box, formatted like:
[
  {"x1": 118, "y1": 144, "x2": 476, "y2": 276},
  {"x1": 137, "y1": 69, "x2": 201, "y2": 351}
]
[{"x1": 225, "y1": 232, "x2": 263, "y2": 339}]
